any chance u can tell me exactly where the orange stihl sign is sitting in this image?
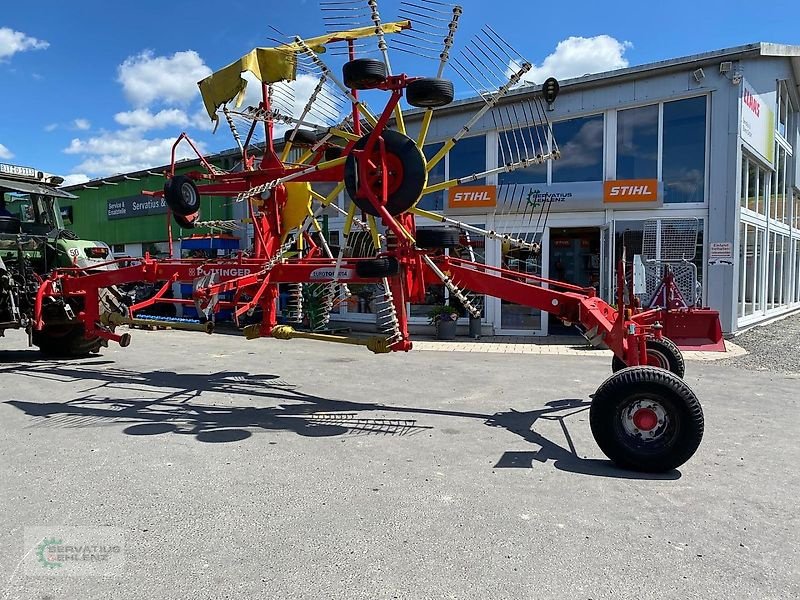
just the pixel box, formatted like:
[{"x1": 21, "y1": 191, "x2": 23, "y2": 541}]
[
  {"x1": 603, "y1": 179, "x2": 659, "y2": 203},
  {"x1": 447, "y1": 185, "x2": 497, "y2": 209}
]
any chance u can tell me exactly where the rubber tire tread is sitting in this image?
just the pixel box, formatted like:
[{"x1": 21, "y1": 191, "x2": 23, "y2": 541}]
[
  {"x1": 590, "y1": 366, "x2": 704, "y2": 472},
  {"x1": 415, "y1": 227, "x2": 460, "y2": 249},
  {"x1": 355, "y1": 257, "x2": 400, "y2": 278},
  {"x1": 164, "y1": 175, "x2": 200, "y2": 216},
  {"x1": 612, "y1": 337, "x2": 685, "y2": 378},
  {"x1": 342, "y1": 59, "x2": 388, "y2": 90},
  {"x1": 406, "y1": 78, "x2": 455, "y2": 108}
]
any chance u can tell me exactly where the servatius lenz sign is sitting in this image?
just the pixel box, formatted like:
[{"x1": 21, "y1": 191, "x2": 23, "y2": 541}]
[{"x1": 107, "y1": 195, "x2": 168, "y2": 220}]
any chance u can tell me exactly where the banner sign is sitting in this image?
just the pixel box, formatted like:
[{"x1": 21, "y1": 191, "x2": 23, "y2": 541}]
[
  {"x1": 444, "y1": 181, "x2": 663, "y2": 214},
  {"x1": 447, "y1": 185, "x2": 497, "y2": 210},
  {"x1": 603, "y1": 179, "x2": 659, "y2": 203},
  {"x1": 740, "y1": 78, "x2": 775, "y2": 165},
  {"x1": 107, "y1": 195, "x2": 168, "y2": 220}
]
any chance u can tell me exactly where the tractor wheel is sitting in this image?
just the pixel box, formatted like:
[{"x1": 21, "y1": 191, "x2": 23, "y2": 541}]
[
  {"x1": 32, "y1": 324, "x2": 102, "y2": 357},
  {"x1": 415, "y1": 227, "x2": 461, "y2": 249},
  {"x1": 174, "y1": 211, "x2": 199, "y2": 229},
  {"x1": 285, "y1": 128, "x2": 317, "y2": 147},
  {"x1": 344, "y1": 129, "x2": 427, "y2": 217},
  {"x1": 590, "y1": 366, "x2": 704, "y2": 472},
  {"x1": 406, "y1": 78, "x2": 455, "y2": 108},
  {"x1": 356, "y1": 257, "x2": 400, "y2": 278},
  {"x1": 612, "y1": 337, "x2": 685, "y2": 378},
  {"x1": 164, "y1": 175, "x2": 200, "y2": 216},
  {"x1": 342, "y1": 58, "x2": 387, "y2": 89}
]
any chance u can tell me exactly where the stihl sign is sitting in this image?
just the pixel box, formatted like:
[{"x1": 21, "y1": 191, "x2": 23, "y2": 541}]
[
  {"x1": 603, "y1": 179, "x2": 659, "y2": 203},
  {"x1": 447, "y1": 185, "x2": 497, "y2": 209}
]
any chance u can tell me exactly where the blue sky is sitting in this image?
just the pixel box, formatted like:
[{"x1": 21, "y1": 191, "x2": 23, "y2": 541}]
[{"x1": 0, "y1": 0, "x2": 797, "y2": 184}]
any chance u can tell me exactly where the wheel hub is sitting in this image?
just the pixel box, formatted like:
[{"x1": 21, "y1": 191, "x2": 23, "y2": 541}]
[{"x1": 621, "y1": 399, "x2": 669, "y2": 441}]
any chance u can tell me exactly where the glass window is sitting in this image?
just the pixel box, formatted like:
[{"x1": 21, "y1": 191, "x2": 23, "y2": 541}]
[
  {"x1": 418, "y1": 142, "x2": 445, "y2": 211},
  {"x1": 778, "y1": 81, "x2": 791, "y2": 140},
  {"x1": 738, "y1": 222, "x2": 765, "y2": 318},
  {"x1": 551, "y1": 115, "x2": 604, "y2": 183},
  {"x1": 449, "y1": 135, "x2": 486, "y2": 185},
  {"x1": 617, "y1": 104, "x2": 659, "y2": 180},
  {"x1": 450, "y1": 227, "x2": 486, "y2": 318},
  {"x1": 747, "y1": 158, "x2": 758, "y2": 213},
  {"x1": 794, "y1": 239, "x2": 800, "y2": 303},
  {"x1": 500, "y1": 234, "x2": 543, "y2": 330},
  {"x1": 794, "y1": 192, "x2": 800, "y2": 230},
  {"x1": 498, "y1": 126, "x2": 548, "y2": 185},
  {"x1": 771, "y1": 144, "x2": 790, "y2": 224},
  {"x1": 663, "y1": 97, "x2": 707, "y2": 203}
]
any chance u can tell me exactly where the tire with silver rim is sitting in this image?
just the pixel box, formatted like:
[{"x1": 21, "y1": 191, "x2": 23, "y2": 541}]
[
  {"x1": 590, "y1": 366, "x2": 703, "y2": 472},
  {"x1": 164, "y1": 175, "x2": 200, "y2": 216}
]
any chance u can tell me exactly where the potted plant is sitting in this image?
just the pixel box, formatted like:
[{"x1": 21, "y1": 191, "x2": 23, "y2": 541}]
[{"x1": 428, "y1": 304, "x2": 460, "y2": 340}]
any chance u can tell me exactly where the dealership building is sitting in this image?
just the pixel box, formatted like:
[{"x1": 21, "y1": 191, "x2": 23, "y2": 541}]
[{"x1": 64, "y1": 42, "x2": 800, "y2": 337}]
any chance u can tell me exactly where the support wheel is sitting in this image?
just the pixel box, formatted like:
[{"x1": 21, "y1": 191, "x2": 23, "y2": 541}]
[
  {"x1": 32, "y1": 325, "x2": 102, "y2": 357},
  {"x1": 174, "y1": 211, "x2": 199, "y2": 229},
  {"x1": 344, "y1": 129, "x2": 427, "y2": 217},
  {"x1": 612, "y1": 337, "x2": 685, "y2": 378},
  {"x1": 164, "y1": 175, "x2": 200, "y2": 216},
  {"x1": 415, "y1": 227, "x2": 460, "y2": 249},
  {"x1": 590, "y1": 366, "x2": 704, "y2": 472},
  {"x1": 406, "y1": 78, "x2": 454, "y2": 108},
  {"x1": 285, "y1": 129, "x2": 317, "y2": 147},
  {"x1": 356, "y1": 257, "x2": 400, "y2": 278},
  {"x1": 343, "y1": 58, "x2": 387, "y2": 89}
]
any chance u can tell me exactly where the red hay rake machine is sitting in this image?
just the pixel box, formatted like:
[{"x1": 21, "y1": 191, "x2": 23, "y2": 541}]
[{"x1": 32, "y1": 1, "x2": 720, "y2": 472}]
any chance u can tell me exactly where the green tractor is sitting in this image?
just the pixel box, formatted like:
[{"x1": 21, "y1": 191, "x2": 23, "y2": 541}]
[{"x1": 0, "y1": 163, "x2": 125, "y2": 356}]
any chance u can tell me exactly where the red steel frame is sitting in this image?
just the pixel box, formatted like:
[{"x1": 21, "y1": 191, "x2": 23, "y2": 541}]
[{"x1": 34, "y1": 47, "x2": 684, "y2": 368}]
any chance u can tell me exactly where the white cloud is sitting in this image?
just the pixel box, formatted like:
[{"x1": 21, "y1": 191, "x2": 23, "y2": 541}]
[
  {"x1": 0, "y1": 143, "x2": 13, "y2": 159},
  {"x1": 0, "y1": 27, "x2": 49, "y2": 60},
  {"x1": 61, "y1": 173, "x2": 90, "y2": 186},
  {"x1": 73, "y1": 118, "x2": 91, "y2": 130},
  {"x1": 114, "y1": 108, "x2": 191, "y2": 131},
  {"x1": 117, "y1": 50, "x2": 211, "y2": 107},
  {"x1": 44, "y1": 123, "x2": 58, "y2": 132},
  {"x1": 64, "y1": 129, "x2": 207, "y2": 177},
  {"x1": 521, "y1": 35, "x2": 632, "y2": 84}
]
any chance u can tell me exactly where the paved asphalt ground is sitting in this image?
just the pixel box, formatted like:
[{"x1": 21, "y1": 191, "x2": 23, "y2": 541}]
[{"x1": 0, "y1": 328, "x2": 797, "y2": 599}]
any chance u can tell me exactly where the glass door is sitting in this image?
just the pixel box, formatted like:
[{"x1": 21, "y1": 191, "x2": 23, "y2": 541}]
[{"x1": 496, "y1": 228, "x2": 549, "y2": 335}]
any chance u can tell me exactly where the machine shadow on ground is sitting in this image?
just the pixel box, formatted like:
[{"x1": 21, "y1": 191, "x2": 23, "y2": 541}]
[{"x1": 3, "y1": 361, "x2": 679, "y2": 481}]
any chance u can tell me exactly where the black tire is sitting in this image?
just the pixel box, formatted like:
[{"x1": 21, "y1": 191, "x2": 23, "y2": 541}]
[
  {"x1": 342, "y1": 58, "x2": 388, "y2": 89},
  {"x1": 612, "y1": 337, "x2": 685, "y2": 378},
  {"x1": 344, "y1": 129, "x2": 427, "y2": 217},
  {"x1": 32, "y1": 325, "x2": 102, "y2": 357},
  {"x1": 174, "y1": 211, "x2": 199, "y2": 229},
  {"x1": 285, "y1": 128, "x2": 317, "y2": 147},
  {"x1": 590, "y1": 366, "x2": 704, "y2": 472},
  {"x1": 406, "y1": 78, "x2": 454, "y2": 108},
  {"x1": 164, "y1": 175, "x2": 200, "y2": 216},
  {"x1": 415, "y1": 227, "x2": 460, "y2": 249},
  {"x1": 324, "y1": 146, "x2": 343, "y2": 161},
  {"x1": 355, "y1": 257, "x2": 400, "y2": 278}
]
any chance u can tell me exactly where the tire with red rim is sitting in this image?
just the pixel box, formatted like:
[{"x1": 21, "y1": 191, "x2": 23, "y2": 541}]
[
  {"x1": 612, "y1": 337, "x2": 685, "y2": 378},
  {"x1": 343, "y1": 129, "x2": 427, "y2": 217},
  {"x1": 590, "y1": 366, "x2": 704, "y2": 472}
]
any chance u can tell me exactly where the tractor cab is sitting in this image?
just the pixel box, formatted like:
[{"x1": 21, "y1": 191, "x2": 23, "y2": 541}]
[{"x1": 0, "y1": 163, "x2": 71, "y2": 237}]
